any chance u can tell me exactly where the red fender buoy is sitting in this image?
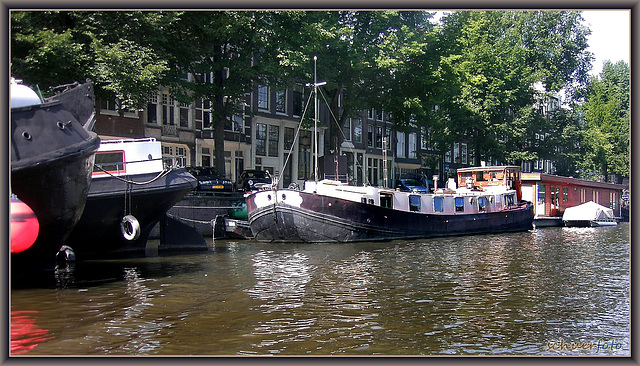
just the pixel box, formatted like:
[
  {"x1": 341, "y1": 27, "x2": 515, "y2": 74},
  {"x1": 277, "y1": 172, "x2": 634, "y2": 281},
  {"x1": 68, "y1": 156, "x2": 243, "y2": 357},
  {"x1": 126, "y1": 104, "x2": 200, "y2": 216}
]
[{"x1": 10, "y1": 196, "x2": 39, "y2": 253}]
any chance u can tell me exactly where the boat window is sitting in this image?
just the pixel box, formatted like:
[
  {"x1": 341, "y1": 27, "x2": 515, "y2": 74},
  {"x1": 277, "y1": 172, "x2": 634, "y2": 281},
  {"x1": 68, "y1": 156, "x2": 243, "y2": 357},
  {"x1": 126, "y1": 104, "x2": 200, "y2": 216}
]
[
  {"x1": 478, "y1": 196, "x2": 488, "y2": 212},
  {"x1": 380, "y1": 192, "x2": 393, "y2": 209},
  {"x1": 505, "y1": 194, "x2": 515, "y2": 206},
  {"x1": 455, "y1": 197, "x2": 464, "y2": 212},
  {"x1": 409, "y1": 195, "x2": 421, "y2": 212},
  {"x1": 361, "y1": 197, "x2": 367, "y2": 204},
  {"x1": 476, "y1": 171, "x2": 487, "y2": 181},
  {"x1": 94, "y1": 151, "x2": 125, "y2": 174},
  {"x1": 434, "y1": 197, "x2": 444, "y2": 212}
]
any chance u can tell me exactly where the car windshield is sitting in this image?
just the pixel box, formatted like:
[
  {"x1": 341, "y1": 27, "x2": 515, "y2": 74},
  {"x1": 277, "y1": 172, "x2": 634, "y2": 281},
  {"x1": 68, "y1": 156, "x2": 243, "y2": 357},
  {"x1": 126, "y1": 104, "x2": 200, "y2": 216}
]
[
  {"x1": 402, "y1": 179, "x2": 422, "y2": 186},
  {"x1": 191, "y1": 167, "x2": 219, "y2": 177},
  {"x1": 247, "y1": 171, "x2": 270, "y2": 179}
]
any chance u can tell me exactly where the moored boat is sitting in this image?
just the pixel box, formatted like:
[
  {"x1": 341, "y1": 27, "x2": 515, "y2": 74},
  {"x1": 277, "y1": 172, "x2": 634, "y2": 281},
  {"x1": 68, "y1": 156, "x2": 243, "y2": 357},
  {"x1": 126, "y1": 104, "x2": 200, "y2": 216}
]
[
  {"x1": 246, "y1": 165, "x2": 534, "y2": 242},
  {"x1": 65, "y1": 138, "x2": 198, "y2": 257},
  {"x1": 10, "y1": 78, "x2": 100, "y2": 271},
  {"x1": 562, "y1": 201, "x2": 618, "y2": 227}
]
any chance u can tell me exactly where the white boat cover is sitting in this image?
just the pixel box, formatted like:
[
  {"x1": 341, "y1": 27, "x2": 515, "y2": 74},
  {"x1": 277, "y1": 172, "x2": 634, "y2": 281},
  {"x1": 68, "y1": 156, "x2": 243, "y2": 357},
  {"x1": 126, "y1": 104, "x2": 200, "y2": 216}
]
[{"x1": 562, "y1": 201, "x2": 615, "y2": 222}]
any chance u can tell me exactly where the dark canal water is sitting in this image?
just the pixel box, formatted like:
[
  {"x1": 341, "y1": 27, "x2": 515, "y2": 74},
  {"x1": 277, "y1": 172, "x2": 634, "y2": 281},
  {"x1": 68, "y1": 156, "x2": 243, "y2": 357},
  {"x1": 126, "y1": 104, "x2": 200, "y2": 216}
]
[{"x1": 11, "y1": 223, "x2": 630, "y2": 356}]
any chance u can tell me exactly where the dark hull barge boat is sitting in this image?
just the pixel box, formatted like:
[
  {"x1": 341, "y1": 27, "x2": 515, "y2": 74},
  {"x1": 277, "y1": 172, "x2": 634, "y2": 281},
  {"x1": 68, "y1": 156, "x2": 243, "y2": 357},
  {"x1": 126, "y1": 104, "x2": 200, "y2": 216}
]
[
  {"x1": 247, "y1": 165, "x2": 534, "y2": 242},
  {"x1": 10, "y1": 79, "x2": 100, "y2": 271},
  {"x1": 65, "y1": 138, "x2": 198, "y2": 257}
]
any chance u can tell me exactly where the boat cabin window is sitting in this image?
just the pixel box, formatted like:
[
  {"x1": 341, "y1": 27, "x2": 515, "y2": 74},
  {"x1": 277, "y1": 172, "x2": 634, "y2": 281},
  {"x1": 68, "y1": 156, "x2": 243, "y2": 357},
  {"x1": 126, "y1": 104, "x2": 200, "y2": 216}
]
[
  {"x1": 94, "y1": 151, "x2": 125, "y2": 174},
  {"x1": 409, "y1": 195, "x2": 421, "y2": 212},
  {"x1": 476, "y1": 171, "x2": 487, "y2": 182},
  {"x1": 434, "y1": 197, "x2": 444, "y2": 212},
  {"x1": 455, "y1": 197, "x2": 464, "y2": 212},
  {"x1": 505, "y1": 194, "x2": 515, "y2": 207},
  {"x1": 380, "y1": 192, "x2": 393, "y2": 209},
  {"x1": 478, "y1": 196, "x2": 488, "y2": 212}
]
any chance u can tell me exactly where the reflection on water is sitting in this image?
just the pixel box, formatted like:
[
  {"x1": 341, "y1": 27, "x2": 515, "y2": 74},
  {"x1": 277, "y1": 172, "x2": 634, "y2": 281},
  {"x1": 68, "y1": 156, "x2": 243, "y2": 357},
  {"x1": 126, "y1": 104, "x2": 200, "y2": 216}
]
[
  {"x1": 10, "y1": 310, "x2": 54, "y2": 355},
  {"x1": 10, "y1": 224, "x2": 630, "y2": 356}
]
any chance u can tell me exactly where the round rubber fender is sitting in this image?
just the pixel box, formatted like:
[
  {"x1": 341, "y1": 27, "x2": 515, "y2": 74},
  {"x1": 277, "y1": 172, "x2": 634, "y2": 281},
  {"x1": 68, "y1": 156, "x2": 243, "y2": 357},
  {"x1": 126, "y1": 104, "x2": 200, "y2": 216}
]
[{"x1": 120, "y1": 215, "x2": 141, "y2": 241}]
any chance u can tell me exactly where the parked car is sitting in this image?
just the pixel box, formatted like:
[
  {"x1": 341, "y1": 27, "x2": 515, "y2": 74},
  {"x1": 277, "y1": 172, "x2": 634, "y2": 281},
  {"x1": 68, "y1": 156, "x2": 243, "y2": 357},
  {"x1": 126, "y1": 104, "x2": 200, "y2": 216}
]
[
  {"x1": 237, "y1": 169, "x2": 273, "y2": 192},
  {"x1": 186, "y1": 166, "x2": 233, "y2": 193},
  {"x1": 395, "y1": 178, "x2": 428, "y2": 193}
]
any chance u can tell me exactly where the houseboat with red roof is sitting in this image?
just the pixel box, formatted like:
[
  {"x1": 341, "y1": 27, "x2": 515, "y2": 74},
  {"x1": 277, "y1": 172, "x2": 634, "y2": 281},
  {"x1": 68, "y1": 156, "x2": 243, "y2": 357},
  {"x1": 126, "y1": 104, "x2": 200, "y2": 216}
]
[{"x1": 520, "y1": 172, "x2": 625, "y2": 227}]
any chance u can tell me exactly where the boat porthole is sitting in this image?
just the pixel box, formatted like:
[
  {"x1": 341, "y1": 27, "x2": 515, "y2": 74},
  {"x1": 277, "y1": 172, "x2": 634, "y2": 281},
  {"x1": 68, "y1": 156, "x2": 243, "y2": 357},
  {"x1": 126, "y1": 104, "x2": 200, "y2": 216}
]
[
  {"x1": 148, "y1": 154, "x2": 153, "y2": 160},
  {"x1": 367, "y1": 218, "x2": 371, "y2": 223},
  {"x1": 57, "y1": 120, "x2": 71, "y2": 129},
  {"x1": 22, "y1": 131, "x2": 31, "y2": 140},
  {"x1": 328, "y1": 202, "x2": 332, "y2": 207},
  {"x1": 267, "y1": 194, "x2": 272, "y2": 201},
  {"x1": 282, "y1": 193, "x2": 286, "y2": 200}
]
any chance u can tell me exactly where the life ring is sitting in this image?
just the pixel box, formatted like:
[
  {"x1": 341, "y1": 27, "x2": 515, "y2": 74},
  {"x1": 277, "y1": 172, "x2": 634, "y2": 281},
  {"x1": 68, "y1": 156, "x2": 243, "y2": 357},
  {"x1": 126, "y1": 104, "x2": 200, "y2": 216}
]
[{"x1": 120, "y1": 215, "x2": 141, "y2": 241}]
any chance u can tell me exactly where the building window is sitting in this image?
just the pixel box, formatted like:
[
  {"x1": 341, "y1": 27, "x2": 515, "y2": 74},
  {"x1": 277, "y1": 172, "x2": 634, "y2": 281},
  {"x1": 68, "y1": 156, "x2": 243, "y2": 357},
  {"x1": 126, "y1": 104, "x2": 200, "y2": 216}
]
[
  {"x1": 162, "y1": 93, "x2": 175, "y2": 126},
  {"x1": 268, "y1": 125, "x2": 279, "y2": 157},
  {"x1": 563, "y1": 187, "x2": 569, "y2": 202},
  {"x1": 275, "y1": 89, "x2": 286, "y2": 114},
  {"x1": 284, "y1": 127, "x2": 294, "y2": 150},
  {"x1": 368, "y1": 108, "x2": 374, "y2": 119},
  {"x1": 147, "y1": 94, "x2": 158, "y2": 124},
  {"x1": 343, "y1": 118, "x2": 352, "y2": 141},
  {"x1": 420, "y1": 127, "x2": 427, "y2": 150},
  {"x1": 461, "y1": 143, "x2": 468, "y2": 164},
  {"x1": 376, "y1": 126, "x2": 383, "y2": 149},
  {"x1": 257, "y1": 84, "x2": 269, "y2": 110},
  {"x1": 367, "y1": 125, "x2": 373, "y2": 147},
  {"x1": 196, "y1": 99, "x2": 212, "y2": 129},
  {"x1": 179, "y1": 103, "x2": 190, "y2": 128},
  {"x1": 397, "y1": 132, "x2": 406, "y2": 158},
  {"x1": 454, "y1": 142, "x2": 460, "y2": 163},
  {"x1": 408, "y1": 133, "x2": 417, "y2": 159},
  {"x1": 226, "y1": 104, "x2": 244, "y2": 132},
  {"x1": 201, "y1": 147, "x2": 211, "y2": 167},
  {"x1": 255, "y1": 123, "x2": 267, "y2": 156},
  {"x1": 385, "y1": 128, "x2": 392, "y2": 150},
  {"x1": 353, "y1": 118, "x2": 362, "y2": 143},
  {"x1": 376, "y1": 109, "x2": 383, "y2": 121},
  {"x1": 292, "y1": 84, "x2": 304, "y2": 117},
  {"x1": 444, "y1": 146, "x2": 451, "y2": 163}
]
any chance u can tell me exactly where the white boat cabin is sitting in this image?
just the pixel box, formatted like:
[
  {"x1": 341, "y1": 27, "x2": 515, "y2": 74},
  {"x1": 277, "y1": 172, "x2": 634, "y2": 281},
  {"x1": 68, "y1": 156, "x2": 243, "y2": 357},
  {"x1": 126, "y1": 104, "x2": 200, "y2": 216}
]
[
  {"x1": 93, "y1": 138, "x2": 164, "y2": 178},
  {"x1": 301, "y1": 166, "x2": 523, "y2": 215}
]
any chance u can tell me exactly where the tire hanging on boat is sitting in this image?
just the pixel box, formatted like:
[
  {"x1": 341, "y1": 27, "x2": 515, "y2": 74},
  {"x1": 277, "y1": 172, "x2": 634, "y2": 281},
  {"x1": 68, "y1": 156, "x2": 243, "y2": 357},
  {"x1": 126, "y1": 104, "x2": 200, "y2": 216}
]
[
  {"x1": 120, "y1": 181, "x2": 140, "y2": 241},
  {"x1": 120, "y1": 214, "x2": 141, "y2": 241}
]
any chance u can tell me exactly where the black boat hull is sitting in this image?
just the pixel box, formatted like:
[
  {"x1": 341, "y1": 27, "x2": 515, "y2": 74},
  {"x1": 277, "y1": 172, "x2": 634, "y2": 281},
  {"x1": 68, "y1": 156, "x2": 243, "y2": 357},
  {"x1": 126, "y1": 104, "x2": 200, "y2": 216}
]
[
  {"x1": 11, "y1": 94, "x2": 100, "y2": 271},
  {"x1": 65, "y1": 170, "x2": 197, "y2": 257},
  {"x1": 247, "y1": 190, "x2": 534, "y2": 242}
]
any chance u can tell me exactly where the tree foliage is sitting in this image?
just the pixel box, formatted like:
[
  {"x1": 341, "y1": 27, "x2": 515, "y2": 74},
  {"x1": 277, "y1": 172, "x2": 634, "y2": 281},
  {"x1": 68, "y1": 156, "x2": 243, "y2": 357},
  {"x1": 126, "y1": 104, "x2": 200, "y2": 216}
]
[
  {"x1": 10, "y1": 10, "x2": 628, "y2": 180},
  {"x1": 580, "y1": 60, "x2": 630, "y2": 180}
]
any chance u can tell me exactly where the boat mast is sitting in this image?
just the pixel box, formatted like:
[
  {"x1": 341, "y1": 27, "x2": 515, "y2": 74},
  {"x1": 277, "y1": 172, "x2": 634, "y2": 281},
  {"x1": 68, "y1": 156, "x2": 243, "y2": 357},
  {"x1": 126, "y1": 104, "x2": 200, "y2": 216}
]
[{"x1": 311, "y1": 56, "x2": 326, "y2": 182}]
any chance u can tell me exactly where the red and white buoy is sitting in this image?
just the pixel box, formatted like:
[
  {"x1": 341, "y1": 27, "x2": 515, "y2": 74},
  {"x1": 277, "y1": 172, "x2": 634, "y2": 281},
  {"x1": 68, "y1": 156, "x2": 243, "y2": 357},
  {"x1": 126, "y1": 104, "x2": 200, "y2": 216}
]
[{"x1": 10, "y1": 196, "x2": 39, "y2": 253}]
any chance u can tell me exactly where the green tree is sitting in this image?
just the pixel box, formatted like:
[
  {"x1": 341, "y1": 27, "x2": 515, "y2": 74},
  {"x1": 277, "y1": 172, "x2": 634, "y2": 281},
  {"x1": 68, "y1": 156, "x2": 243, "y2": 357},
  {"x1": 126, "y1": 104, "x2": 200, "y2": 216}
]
[
  {"x1": 424, "y1": 11, "x2": 591, "y2": 166},
  {"x1": 580, "y1": 60, "x2": 630, "y2": 181},
  {"x1": 11, "y1": 11, "x2": 170, "y2": 105},
  {"x1": 271, "y1": 11, "x2": 434, "y2": 154},
  {"x1": 157, "y1": 11, "x2": 279, "y2": 175}
]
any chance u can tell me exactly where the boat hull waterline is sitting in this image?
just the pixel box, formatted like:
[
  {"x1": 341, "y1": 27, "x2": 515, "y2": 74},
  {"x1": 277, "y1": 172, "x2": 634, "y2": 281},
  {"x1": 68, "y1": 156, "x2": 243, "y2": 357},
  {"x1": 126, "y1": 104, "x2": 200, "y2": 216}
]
[{"x1": 247, "y1": 189, "x2": 534, "y2": 242}]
